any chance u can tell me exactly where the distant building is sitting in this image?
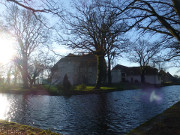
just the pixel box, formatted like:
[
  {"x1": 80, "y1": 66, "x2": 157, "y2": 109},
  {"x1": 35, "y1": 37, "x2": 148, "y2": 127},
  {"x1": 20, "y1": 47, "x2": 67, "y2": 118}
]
[
  {"x1": 159, "y1": 70, "x2": 175, "y2": 83},
  {"x1": 111, "y1": 64, "x2": 161, "y2": 85},
  {"x1": 51, "y1": 53, "x2": 97, "y2": 85}
]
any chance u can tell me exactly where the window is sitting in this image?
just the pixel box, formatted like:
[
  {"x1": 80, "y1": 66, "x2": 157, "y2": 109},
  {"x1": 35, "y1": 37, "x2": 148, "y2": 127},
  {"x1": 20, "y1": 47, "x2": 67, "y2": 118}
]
[{"x1": 122, "y1": 72, "x2": 126, "y2": 77}]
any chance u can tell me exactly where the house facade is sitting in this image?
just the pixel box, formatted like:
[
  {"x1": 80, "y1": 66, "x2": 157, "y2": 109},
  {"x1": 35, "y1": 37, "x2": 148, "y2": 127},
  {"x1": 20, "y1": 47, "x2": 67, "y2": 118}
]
[
  {"x1": 51, "y1": 53, "x2": 97, "y2": 85},
  {"x1": 51, "y1": 54, "x2": 161, "y2": 86},
  {"x1": 111, "y1": 64, "x2": 161, "y2": 85}
]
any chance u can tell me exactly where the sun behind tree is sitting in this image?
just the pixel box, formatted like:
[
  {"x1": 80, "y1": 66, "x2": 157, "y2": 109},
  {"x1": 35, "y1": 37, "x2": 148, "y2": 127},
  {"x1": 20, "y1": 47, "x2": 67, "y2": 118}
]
[{"x1": 0, "y1": 34, "x2": 16, "y2": 64}]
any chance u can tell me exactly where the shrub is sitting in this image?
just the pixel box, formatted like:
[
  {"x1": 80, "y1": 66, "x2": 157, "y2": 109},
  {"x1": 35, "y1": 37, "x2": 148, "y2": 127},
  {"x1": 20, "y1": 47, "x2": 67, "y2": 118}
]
[
  {"x1": 62, "y1": 74, "x2": 72, "y2": 93},
  {"x1": 76, "y1": 84, "x2": 87, "y2": 91}
]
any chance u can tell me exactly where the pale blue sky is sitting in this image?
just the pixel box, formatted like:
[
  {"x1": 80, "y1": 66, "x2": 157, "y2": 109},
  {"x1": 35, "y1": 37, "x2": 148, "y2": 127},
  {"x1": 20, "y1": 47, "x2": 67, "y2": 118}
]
[
  {"x1": 0, "y1": 0, "x2": 179, "y2": 76},
  {"x1": 52, "y1": 0, "x2": 179, "y2": 76}
]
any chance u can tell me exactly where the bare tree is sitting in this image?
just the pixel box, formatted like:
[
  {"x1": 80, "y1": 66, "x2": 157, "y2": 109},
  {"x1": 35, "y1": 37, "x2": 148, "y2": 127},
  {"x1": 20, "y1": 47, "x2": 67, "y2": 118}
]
[
  {"x1": 0, "y1": 63, "x2": 13, "y2": 87},
  {"x1": 65, "y1": 0, "x2": 126, "y2": 88},
  {"x1": 11, "y1": 58, "x2": 21, "y2": 86},
  {"x1": 28, "y1": 51, "x2": 56, "y2": 88},
  {"x1": 127, "y1": 39, "x2": 161, "y2": 83},
  {"x1": 6, "y1": 66, "x2": 12, "y2": 85},
  {"x1": 4, "y1": 6, "x2": 50, "y2": 88},
  {"x1": 110, "y1": 0, "x2": 180, "y2": 43},
  {"x1": 106, "y1": 38, "x2": 128, "y2": 85},
  {"x1": 1, "y1": 0, "x2": 64, "y2": 17},
  {"x1": 28, "y1": 60, "x2": 44, "y2": 88},
  {"x1": 103, "y1": 0, "x2": 180, "y2": 63}
]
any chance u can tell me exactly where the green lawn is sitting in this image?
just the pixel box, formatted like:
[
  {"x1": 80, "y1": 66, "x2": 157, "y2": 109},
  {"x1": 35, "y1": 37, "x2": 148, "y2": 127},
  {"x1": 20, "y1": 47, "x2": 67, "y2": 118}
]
[
  {"x1": 0, "y1": 83, "x2": 140, "y2": 96},
  {"x1": 73, "y1": 83, "x2": 139, "y2": 92}
]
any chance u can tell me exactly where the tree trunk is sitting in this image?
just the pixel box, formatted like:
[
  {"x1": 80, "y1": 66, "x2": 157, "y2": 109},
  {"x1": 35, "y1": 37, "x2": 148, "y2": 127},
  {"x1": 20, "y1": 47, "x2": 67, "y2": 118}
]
[
  {"x1": 172, "y1": 0, "x2": 180, "y2": 19},
  {"x1": 141, "y1": 69, "x2": 145, "y2": 84},
  {"x1": 22, "y1": 55, "x2": 29, "y2": 88},
  {"x1": 29, "y1": 79, "x2": 33, "y2": 89},
  {"x1": 14, "y1": 76, "x2": 17, "y2": 86},
  {"x1": 29, "y1": 76, "x2": 36, "y2": 89},
  {"x1": 95, "y1": 54, "x2": 106, "y2": 89},
  {"x1": 107, "y1": 56, "x2": 112, "y2": 86},
  {"x1": 7, "y1": 73, "x2": 11, "y2": 85},
  {"x1": 14, "y1": 72, "x2": 17, "y2": 86}
]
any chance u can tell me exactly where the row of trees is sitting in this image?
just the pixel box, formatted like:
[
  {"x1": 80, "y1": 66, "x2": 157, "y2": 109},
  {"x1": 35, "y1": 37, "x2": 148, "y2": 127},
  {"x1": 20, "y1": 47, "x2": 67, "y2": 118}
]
[
  {"x1": 62, "y1": 0, "x2": 179, "y2": 87},
  {"x1": 0, "y1": 0, "x2": 179, "y2": 89},
  {"x1": 0, "y1": 5, "x2": 56, "y2": 88}
]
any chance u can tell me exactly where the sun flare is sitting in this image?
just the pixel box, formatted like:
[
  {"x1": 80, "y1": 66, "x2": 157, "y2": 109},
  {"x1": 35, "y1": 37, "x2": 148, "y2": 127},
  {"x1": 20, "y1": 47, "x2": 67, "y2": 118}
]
[{"x1": 0, "y1": 34, "x2": 16, "y2": 64}]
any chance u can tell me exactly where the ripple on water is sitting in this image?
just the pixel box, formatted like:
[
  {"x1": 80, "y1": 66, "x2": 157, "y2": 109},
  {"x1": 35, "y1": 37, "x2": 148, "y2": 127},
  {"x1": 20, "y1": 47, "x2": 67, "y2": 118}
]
[{"x1": 0, "y1": 85, "x2": 180, "y2": 135}]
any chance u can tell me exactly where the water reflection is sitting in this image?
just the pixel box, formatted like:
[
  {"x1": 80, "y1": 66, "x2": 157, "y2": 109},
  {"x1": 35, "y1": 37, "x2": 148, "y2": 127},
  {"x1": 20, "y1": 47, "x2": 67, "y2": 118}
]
[
  {"x1": 0, "y1": 94, "x2": 10, "y2": 120},
  {"x1": 0, "y1": 86, "x2": 180, "y2": 135},
  {"x1": 91, "y1": 94, "x2": 110, "y2": 135}
]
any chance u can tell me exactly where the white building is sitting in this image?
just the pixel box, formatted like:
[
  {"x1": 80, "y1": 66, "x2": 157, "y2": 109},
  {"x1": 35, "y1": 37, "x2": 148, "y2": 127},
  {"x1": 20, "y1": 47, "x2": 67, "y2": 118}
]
[
  {"x1": 51, "y1": 53, "x2": 97, "y2": 85},
  {"x1": 111, "y1": 64, "x2": 161, "y2": 85}
]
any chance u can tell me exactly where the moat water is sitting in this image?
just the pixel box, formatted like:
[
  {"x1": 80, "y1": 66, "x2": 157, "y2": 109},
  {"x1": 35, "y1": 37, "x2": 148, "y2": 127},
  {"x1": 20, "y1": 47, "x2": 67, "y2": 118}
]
[{"x1": 0, "y1": 85, "x2": 180, "y2": 135}]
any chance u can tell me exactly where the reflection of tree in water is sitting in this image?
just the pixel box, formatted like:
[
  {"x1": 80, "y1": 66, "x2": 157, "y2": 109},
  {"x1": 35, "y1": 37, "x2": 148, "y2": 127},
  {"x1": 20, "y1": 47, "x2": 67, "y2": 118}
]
[
  {"x1": 21, "y1": 94, "x2": 34, "y2": 126},
  {"x1": 7, "y1": 94, "x2": 29, "y2": 124},
  {"x1": 93, "y1": 93, "x2": 113, "y2": 135}
]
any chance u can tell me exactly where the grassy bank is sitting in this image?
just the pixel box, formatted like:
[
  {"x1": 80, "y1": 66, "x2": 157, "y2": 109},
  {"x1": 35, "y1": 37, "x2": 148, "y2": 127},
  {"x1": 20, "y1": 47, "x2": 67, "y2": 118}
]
[
  {"x1": 74, "y1": 83, "x2": 139, "y2": 91},
  {"x1": 0, "y1": 83, "x2": 159, "y2": 96},
  {"x1": 0, "y1": 120, "x2": 60, "y2": 135},
  {"x1": 127, "y1": 101, "x2": 180, "y2": 135}
]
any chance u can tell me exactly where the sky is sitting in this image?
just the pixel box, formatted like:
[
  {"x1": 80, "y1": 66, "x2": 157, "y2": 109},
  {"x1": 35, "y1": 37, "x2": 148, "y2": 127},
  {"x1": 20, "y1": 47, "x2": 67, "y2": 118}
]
[
  {"x1": 0, "y1": 33, "x2": 16, "y2": 65},
  {"x1": 0, "y1": 0, "x2": 179, "y2": 76}
]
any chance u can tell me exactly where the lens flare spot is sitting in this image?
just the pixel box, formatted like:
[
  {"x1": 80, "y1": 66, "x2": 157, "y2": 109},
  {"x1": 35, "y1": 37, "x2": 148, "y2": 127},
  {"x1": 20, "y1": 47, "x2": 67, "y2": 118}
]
[{"x1": 150, "y1": 91, "x2": 162, "y2": 102}]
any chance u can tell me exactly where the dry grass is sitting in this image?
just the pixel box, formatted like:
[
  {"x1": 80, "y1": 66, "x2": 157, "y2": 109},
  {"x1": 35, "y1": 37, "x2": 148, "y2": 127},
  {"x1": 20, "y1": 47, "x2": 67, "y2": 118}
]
[{"x1": 0, "y1": 120, "x2": 61, "y2": 135}]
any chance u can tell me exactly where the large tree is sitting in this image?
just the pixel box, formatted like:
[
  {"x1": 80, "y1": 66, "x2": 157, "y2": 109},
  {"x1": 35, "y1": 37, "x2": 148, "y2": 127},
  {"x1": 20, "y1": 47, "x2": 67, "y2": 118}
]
[
  {"x1": 65, "y1": 0, "x2": 125, "y2": 88},
  {"x1": 112, "y1": 0, "x2": 180, "y2": 43},
  {"x1": 107, "y1": 0, "x2": 180, "y2": 60},
  {"x1": 5, "y1": 6, "x2": 50, "y2": 88}
]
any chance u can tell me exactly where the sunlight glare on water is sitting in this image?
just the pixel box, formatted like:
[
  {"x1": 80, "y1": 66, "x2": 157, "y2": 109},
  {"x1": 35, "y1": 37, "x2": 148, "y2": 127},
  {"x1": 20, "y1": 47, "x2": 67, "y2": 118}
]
[{"x1": 0, "y1": 94, "x2": 10, "y2": 120}]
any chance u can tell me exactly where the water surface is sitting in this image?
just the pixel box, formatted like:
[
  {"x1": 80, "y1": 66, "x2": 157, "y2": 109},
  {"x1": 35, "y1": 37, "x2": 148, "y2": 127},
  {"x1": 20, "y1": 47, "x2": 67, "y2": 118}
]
[{"x1": 0, "y1": 85, "x2": 180, "y2": 135}]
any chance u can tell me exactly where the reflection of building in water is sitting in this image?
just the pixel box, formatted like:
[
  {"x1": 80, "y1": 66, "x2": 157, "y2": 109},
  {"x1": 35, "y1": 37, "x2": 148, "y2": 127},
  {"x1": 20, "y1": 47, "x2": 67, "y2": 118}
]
[{"x1": 51, "y1": 53, "x2": 97, "y2": 85}]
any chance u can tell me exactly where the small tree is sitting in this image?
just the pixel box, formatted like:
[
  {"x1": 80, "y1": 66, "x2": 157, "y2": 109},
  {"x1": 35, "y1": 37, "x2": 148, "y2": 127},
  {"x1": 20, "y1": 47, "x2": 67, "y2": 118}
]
[
  {"x1": 28, "y1": 60, "x2": 45, "y2": 88},
  {"x1": 62, "y1": 74, "x2": 71, "y2": 93}
]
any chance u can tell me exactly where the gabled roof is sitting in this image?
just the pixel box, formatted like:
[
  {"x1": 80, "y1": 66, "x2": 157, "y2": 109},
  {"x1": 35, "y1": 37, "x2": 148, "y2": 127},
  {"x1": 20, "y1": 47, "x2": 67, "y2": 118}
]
[
  {"x1": 51, "y1": 53, "x2": 97, "y2": 71},
  {"x1": 159, "y1": 70, "x2": 174, "y2": 82},
  {"x1": 112, "y1": 64, "x2": 158, "y2": 75},
  {"x1": 59, "y1": 53, "x2": 96, "y2": 62},
  {"x1": 113, "y1": 64, "x2": 127, "y2": 70}
]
